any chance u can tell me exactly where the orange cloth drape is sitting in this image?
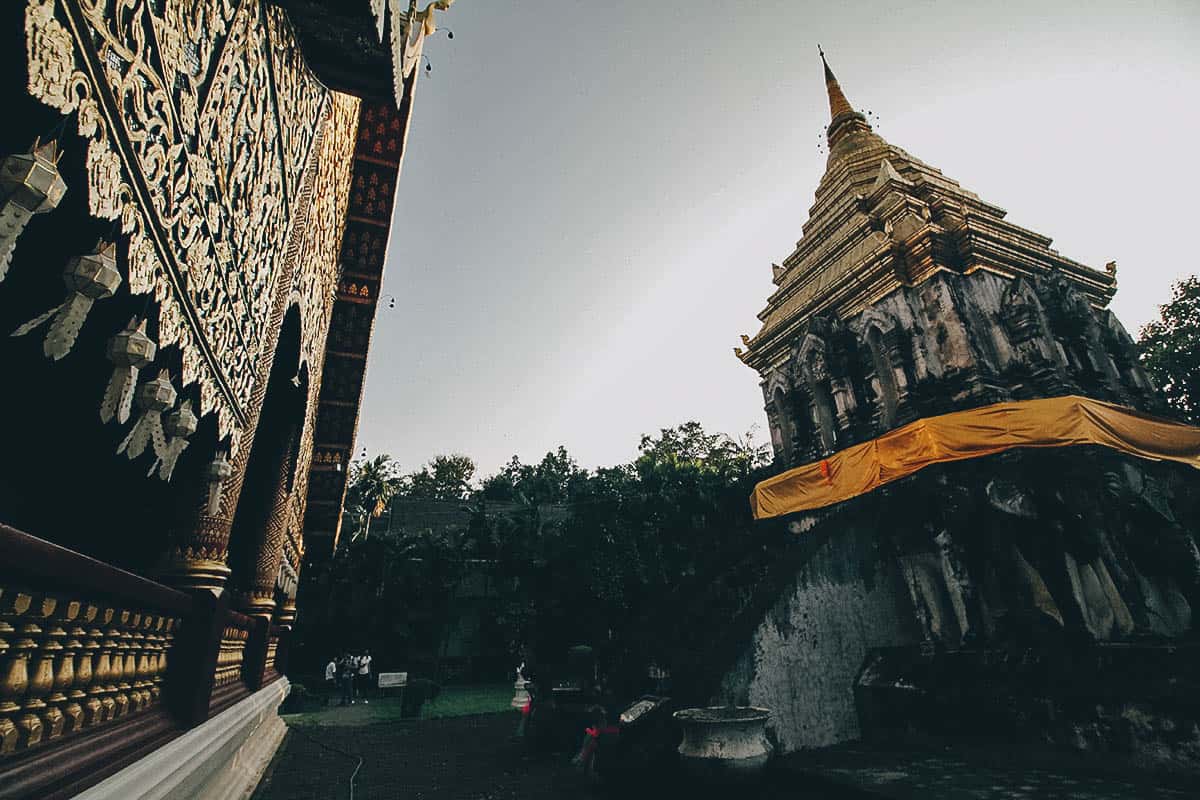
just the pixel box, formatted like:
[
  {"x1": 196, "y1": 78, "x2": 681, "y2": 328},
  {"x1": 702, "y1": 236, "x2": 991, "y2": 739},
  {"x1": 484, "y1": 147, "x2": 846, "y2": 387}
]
[{"x1": 750, "y1": 396, "x2": 1200, "y2": 520}]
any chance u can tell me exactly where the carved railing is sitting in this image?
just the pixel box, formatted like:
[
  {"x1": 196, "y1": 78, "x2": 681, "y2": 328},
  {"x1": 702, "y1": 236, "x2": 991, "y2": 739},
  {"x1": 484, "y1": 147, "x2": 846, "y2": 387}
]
[
  {"x1": 0, "y1": 592, "x2": 180, "y2": 755},
  {"x1": 0, "y1": 525, "x2": 193, "y2": 798},
  {"x1": 0, "y1": 525, "x2": 288, "y2": 799},
  {"x1": 206, "y1": 609, "x2": 257, "y2": 717},
  {"x1": 214, "y1": 613, "x2": 252, "y2": 690},
  {"x1": 0, "y1": 526, "x2": 190, "y2": 766},
  {"x1": 265, "y1": 628, "x2": 280, "y2": 677}
]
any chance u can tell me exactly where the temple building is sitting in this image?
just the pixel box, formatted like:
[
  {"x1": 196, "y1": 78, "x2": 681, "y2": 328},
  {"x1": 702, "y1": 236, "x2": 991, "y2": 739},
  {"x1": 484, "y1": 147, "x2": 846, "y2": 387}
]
[
  {"x1": 724, "y1": 55, "x2": 1200, "y2": 765},
  {"x1": 0, "y1": 1, "x2": 452, "y2": 797}
]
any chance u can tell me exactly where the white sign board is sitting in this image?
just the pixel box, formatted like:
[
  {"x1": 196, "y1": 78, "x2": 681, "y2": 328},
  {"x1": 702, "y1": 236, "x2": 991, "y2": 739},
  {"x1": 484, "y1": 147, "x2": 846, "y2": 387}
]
[{"x1": 378, "y1": 671, "x2": 407, "y2": 689}]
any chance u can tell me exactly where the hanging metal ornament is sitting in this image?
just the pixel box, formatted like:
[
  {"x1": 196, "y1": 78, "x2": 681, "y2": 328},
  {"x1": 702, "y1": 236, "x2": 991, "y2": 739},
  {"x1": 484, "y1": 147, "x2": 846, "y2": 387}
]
[
  {"x1": 117, "y1": 369, "x2": 176, "y2": 462},
  {"x1": 205, "y1": 450, "x2": 233, "y2": 516},
  {"x1": 0, "y1": 138, "x2": 67, "y2": 282},
  {"x1": 11, "y1": 239, "x2": 121, "y2": 360},
  {"x1": 149, "y1": 400, "x2": 197, "y2": 481},
  {"x1": 101, "y1": 317, "x2": 156, "y2": 424}
]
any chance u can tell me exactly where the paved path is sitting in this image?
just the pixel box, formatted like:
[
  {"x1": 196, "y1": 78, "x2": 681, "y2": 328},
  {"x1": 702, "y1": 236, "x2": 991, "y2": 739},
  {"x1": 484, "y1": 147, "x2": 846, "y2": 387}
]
[{"x1": 253, "y1": 712, "x2": 1192, "y2": 800}]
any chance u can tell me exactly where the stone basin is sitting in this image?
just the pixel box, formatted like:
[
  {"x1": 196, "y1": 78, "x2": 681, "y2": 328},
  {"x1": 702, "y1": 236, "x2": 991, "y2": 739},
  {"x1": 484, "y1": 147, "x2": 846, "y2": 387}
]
[{"x1": 674, "y1": 706, "x2": 772, "y2": 780}]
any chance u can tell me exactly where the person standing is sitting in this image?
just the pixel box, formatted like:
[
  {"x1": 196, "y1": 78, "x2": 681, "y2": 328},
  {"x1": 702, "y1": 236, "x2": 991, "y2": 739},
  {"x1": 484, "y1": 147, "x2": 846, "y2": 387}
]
[
  {"x1": 324, "y1": 656, "x2": 337, "y2": 706},
  {"x1": 357, "y1": 650, "x2": 373, "y2": 704}
]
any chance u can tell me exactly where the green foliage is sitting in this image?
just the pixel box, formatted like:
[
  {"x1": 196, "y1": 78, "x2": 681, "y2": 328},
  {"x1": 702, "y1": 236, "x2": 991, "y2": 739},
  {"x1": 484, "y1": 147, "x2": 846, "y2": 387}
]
[
  {"x1": 480, "y1": 446, "x2": 589, "y2": 505},
  {"x1": 420, "y1": 684, "x2": 511, "y2": 719},
  {"x1": 406, "y1": 454, "x2": 477, "y2": 500},
  {"x1": 344, "y1": 454, "x2": 402, "y2": 541},
  {"x1": 296, "y1": 423, "x2": 773, "y2": 689},
  {"x1": 1139, "y1": 275, "x2": 1200, "y2": 424}
]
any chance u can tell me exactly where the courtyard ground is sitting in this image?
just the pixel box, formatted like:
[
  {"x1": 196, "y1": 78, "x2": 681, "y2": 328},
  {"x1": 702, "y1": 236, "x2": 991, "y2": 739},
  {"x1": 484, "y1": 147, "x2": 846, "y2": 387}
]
[
  {"x1": 252, "y1": 686, "x2": 1192, "y2": 800},
  {"x1": 279, "y1": 683, "x2": 513, "y2": 727}
]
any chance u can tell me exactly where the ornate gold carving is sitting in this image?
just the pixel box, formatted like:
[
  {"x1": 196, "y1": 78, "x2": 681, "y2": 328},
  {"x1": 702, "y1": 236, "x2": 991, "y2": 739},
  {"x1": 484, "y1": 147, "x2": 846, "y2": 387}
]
[
  {"x1": 213, "y1": 623, "x2": 249, "y2": 688},
  {"x1": 160, "y1": 512, "x2": 235, "y2": 593},
  {"x1": 287, "y1": 94, "x2": 360, "y2": 574},
  {"x1": 264, "y1": 632, "x2": 279, "y2": 674},
  {"x1": 296, "y1": 94, "x2": 361, "y2": 386},
  {"x1": 274, "y1": 599, "x2": 297, "y2": 631},
  {"x1": 385, "y1": 0, "x2": 454, "y2": 108},
  {"x1": 0, "y1": 583, "x2": 179, "y2": 760},
  {"x1": 24, "y1": 0, "x2": 342, "y2": 457}
]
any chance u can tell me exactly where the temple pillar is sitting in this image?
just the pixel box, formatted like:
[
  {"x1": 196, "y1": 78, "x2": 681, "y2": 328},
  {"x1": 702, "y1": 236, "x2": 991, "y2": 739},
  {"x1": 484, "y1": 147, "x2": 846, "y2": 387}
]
[
  {"x1": 235, "y1": 440, "x2": 295, "y2": 621},
  {"x1": 156, "y1": 455, "x2": 236, "y2": 596}
]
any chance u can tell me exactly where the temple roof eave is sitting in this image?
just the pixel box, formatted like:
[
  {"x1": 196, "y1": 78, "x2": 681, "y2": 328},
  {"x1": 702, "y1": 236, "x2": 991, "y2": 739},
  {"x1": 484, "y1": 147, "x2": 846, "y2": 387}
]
[
  {"x1": 269, "y1": 0, "x2": 395, "y2": 99},
  {"x1": 742, "y1": 220, "x2": 1118, "y2": 369}
]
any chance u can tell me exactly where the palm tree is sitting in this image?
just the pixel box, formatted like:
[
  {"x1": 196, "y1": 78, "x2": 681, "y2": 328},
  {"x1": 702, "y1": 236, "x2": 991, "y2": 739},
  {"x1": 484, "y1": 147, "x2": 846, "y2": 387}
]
[{"x1": 346, "y1": 454, "x2": 402, "y2": 541}]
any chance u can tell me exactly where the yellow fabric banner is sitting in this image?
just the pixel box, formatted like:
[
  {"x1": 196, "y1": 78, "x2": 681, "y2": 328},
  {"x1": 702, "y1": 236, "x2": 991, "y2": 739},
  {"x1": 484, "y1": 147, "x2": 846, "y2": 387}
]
[{"x1": 750, "y1": 396, "x2": 1200, "y2": 520}]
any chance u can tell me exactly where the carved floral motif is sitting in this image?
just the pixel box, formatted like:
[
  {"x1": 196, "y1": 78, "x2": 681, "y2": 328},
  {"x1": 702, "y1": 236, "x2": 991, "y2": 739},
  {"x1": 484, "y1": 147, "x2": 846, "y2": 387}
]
[
  {"x1": 24, "y1": 0, "x2": 337, "y2": 456},
  {"x1": 286, "y1": 93, "x2": 360, "y2": 589}
]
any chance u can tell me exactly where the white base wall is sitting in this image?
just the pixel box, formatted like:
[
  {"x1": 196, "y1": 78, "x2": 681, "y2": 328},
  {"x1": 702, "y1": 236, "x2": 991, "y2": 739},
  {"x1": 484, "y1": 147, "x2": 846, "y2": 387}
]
[
  {"x1": 76, "y1": 678, "x2": 290, "y2": 800},
  {"x1": 718, "y1": 528, "x2": 918, "y2": 753}
]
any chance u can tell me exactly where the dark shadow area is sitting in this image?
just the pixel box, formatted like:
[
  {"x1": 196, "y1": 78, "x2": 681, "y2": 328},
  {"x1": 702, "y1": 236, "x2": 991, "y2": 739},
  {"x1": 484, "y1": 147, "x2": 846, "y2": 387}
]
[{"x1": 0, "y1": 2, "x2": 215, "y2": 572}]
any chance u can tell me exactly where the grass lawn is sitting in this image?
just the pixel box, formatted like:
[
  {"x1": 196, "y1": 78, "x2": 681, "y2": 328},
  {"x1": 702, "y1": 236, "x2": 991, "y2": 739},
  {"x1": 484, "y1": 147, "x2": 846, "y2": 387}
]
[
  {"x1": 282, "y1": 683, "x2": 513, "y2": 727},
  {"x1": 423, "y1": 683, "x2": 513, "y2": 718}
]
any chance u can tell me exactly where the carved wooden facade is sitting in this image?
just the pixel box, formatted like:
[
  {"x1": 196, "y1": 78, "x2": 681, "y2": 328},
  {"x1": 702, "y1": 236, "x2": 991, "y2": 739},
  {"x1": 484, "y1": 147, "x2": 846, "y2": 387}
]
[{"x1": 0, "y1": 0, "x2": 431, "y2": 795}]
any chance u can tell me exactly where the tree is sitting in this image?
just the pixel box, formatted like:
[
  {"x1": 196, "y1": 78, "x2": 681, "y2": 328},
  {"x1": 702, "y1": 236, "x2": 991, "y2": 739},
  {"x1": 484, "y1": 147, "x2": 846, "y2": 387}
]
[
  {"x1": 295, "y1": 426, "x2": 774, "y2": 686},
  {"x1": 1139, "y1": 275, "x2": 1200, "y2": 424},
  {"x1": 405, "y1": 453, "x2": 477, "y2": 500},
  {"x1": 637, "y1": 422, "x2": 770, "y2": 478},
  {"x1": 481, "y1": 447, "x2": 589, "y2": 505},
  {"x1": 345, "y1": 454, "x2": 402, "y2": 541}
]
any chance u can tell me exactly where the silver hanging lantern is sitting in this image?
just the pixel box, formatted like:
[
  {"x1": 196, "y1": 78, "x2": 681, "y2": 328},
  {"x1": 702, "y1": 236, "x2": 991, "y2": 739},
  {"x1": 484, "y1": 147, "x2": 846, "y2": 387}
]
[
  {"x1": 205, "y1": 450, "x2": 233, "y2": 516},
  {"x1": 150, "y1": 400, "x2": 197, "y2": 481},
  {"x1": 117, "y1": 369, "x2": 176, "y2": 461},
  {"x1": 0, "y1": 138, "x2": 67, "y2": 282},
  {"x1": 101, "y1": 317, "x2": 156, "y2": 424},
  {"x1": 12, "y1": 239, "x2": 121, "y2": 359}
]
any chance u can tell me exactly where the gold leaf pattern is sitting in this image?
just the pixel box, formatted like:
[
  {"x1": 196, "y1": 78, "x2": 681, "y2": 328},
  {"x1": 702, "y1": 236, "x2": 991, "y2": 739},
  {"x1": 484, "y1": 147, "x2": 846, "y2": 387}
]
[{"x1": 24, "y1": 0, "x2": 354, "y2": 457}]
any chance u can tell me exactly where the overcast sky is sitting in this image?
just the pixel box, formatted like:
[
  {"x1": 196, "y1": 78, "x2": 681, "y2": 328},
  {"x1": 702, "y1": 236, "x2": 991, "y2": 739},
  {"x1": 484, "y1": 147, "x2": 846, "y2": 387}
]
[{"x1": 355, "y1": 0, "x2": 1200, "y2": 478}]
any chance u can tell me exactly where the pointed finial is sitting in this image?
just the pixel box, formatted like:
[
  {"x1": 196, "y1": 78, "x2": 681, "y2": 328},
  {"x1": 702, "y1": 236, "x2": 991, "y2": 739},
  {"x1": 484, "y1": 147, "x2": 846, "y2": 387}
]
[
  {"x1": 818, "y1": 46, "x2": 856, "y2": 122},
  {"x1": 32, "y1": 137, "x2": 63, "y2": 165},
  {"x1": 816, "y1": 46, "x2": 877, "y2": 156}
]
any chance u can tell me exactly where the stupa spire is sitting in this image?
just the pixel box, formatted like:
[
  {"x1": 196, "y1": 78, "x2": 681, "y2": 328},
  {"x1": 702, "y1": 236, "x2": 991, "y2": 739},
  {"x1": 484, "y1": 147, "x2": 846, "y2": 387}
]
[
  {"x1": 817, "y1": 46, "x2": 876, "y2": 156},
  {"x1": 819, "y1": 45, "x2": 856, "y2": 121}
]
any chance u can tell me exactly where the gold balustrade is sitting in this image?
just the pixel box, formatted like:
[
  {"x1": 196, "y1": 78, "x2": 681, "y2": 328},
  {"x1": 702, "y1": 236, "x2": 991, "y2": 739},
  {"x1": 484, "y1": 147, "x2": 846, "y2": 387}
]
[
  {"x1": 213, "y1": 620, "x2": 251, "y2": 690},
  {"x1": 264, "y1": 633, "x2": 279, "y2": 677},
  {"x1": 0, "y1": 583, "x2": 180, "y2": 759}
]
